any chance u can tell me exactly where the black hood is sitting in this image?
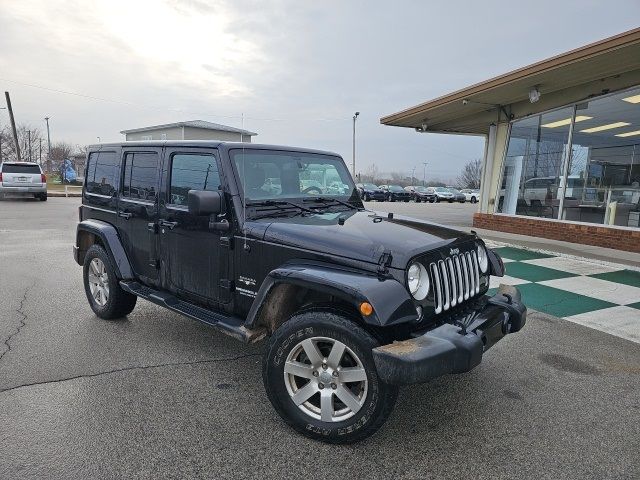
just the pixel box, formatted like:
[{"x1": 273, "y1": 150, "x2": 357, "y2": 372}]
[{"x1": 257, "y1": 210, "x2": 475, "y2": 268}]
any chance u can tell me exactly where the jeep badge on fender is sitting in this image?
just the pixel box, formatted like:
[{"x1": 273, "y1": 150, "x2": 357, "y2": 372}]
[{"x1": 73, "y1": 141, "x2": 526, "y2": 444}]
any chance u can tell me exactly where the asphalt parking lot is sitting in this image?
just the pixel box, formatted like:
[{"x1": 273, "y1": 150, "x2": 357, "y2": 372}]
[
  {"x1": 1, "y1": 197, "x2": 639, "y2": 479},
  {"x1": 364, "y1": 199, "x2": 478, "y2": 227}
]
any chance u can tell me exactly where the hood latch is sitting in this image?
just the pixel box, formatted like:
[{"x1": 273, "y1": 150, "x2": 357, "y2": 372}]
[{"x1": 377, "y1": 250, "x2": 393, "y2": 276}]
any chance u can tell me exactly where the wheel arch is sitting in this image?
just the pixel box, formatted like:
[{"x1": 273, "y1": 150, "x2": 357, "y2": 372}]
[
  {"x1": 245, "y1": 263, "x2": 417, "y2": 334},
  {"x1": 75, "y1": 219, "x2": 134, "y2": 279}
]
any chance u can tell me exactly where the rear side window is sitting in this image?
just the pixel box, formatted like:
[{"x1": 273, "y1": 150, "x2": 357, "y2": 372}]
[
  {"x1": 121, "y1": 152, "x2": 159, "y2": 202},
  {"x1": 169, "y1": 153, "x2": 220, "y2": 206},
  {"x1": 86, "y1": 151, "x2": 118, "y2": 196},
  {"x1": 2, "y1": 164, "x2": 41, "y2": 174}
]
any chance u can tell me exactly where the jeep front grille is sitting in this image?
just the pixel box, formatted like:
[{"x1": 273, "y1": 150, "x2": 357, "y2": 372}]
[{"x1": 429, "y1": 250, "x2": 480, "y2": 314}]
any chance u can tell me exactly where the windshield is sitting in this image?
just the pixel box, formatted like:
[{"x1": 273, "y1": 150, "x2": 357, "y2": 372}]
[
  {"x1": 362, "y1": 183, "x2": 379, "y2": 190},
  {"x1": 388, "y1": 185, "x2": 404, "y2": 192},
  {"x1": 448, "y1": 188, "x2": 461, "y2": 194},
  {"x1": 434, "y1": 187, "x2": 448, "y2": 192},
  {"x1": 414, "y1": 186, "x2": 428, "y2": 192},
  {"x1": 230, "y1": 149, "x2": 357, "y2": 201}
]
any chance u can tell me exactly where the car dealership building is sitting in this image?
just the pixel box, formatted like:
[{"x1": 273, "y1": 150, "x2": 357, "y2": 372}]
[{"x1": 382, "y1": 28, "x2": 640, "y2": 253}]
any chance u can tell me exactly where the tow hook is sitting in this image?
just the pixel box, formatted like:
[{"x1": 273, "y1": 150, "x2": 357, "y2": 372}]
[{"x1": 487, "y1": 292, "x2": 519, "y2": 334}]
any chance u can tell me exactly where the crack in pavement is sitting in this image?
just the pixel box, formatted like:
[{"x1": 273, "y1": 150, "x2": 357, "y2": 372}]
[
  {"x1": 0, "y1": 352, "x2": 263, "y2": 395},
  {"x1": 0, "y1": 283, "x2": 34, "y2": 363}
]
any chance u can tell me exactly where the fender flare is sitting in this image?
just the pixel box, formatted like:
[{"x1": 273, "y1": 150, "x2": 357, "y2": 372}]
[
  {"x1": 245, "y1": 263, "x2": 417, "y2": 329},
  {"x1": 75, "y1": 219, "x2": 134, "y2": 279}
]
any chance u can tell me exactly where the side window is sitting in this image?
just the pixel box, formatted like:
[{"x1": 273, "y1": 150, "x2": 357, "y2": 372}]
[
  {"x1": 121, "y1": 152, "x2": 159, "y2": 202},
  {"x1": 169, "y1": 153, "x2": 220, "y2": 206},
  {"x1": 86, "y1": 151, "x2": 118, "y2": 196}
]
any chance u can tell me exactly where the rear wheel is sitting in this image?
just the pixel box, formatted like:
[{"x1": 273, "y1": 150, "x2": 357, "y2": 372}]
[
  {"x1": 471, "y1": 196, "x2": 477, "y2": 204},
  {"x1": 38, "y1": 193, "x2": 47, "y2": 201},
  {"x1": 263, "y1": 311, "x2": 398, "y2": 444},
  {"x1": 83, "y1": 244, "x2": 137, "y2": 319},
  {"x1": 363, "y1": 193, "x2": 370, "y2": 202}
]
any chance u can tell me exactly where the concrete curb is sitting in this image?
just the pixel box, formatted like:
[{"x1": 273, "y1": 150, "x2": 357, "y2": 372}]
[{"x1": 47, "y1": 192, "x2": 82, "y2": 197}]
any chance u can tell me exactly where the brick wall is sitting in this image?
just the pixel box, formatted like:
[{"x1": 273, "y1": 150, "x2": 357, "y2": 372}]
[{"x1": 473, "y1": 213, "x2": 640, "y2": 253}]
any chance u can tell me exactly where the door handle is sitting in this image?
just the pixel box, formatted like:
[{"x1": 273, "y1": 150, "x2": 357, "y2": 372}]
[
  {"x1": 118, "y1": 212, "x2": 133, "y2": 220},
  {"x1": 159, "y1": 219, "x2": 178, "y2": 230}
]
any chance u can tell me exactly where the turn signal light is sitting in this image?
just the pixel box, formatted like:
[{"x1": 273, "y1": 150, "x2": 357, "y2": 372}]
[{"x1": 359, "y1": 302, "x2": 373, "y2": 316}]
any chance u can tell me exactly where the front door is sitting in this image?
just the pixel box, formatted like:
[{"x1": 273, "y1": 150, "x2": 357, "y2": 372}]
[
  {"x1": 117, "y1": 148, "x2": 161, "y2": 285},
  {"x1": 158, "y1": 148, "x2": 227, "y2": 305}
]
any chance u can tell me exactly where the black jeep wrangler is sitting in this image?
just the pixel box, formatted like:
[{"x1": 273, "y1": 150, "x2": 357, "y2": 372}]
[{"x1": 73, "y1": 141, "x2": 526, "y2": 444}]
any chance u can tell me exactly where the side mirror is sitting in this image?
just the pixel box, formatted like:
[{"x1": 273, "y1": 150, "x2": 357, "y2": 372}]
[{"x1": 187, "y1": 190, "x2": 223, "y2": 216}]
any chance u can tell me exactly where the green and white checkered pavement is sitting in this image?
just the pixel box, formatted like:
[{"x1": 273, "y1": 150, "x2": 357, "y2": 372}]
[{"x1": 486, "y1": 245, "x2": 640, "y2": 344}]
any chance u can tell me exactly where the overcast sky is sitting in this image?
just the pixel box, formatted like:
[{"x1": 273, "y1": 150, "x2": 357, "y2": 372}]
[{"x1": 1, "y1": 0, "x2": 639, "y2": 181}]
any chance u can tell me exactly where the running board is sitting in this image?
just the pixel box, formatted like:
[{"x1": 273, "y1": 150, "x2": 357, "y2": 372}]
[{"x1": 120, "y1": 281, "x2": 266, "y2": 343}]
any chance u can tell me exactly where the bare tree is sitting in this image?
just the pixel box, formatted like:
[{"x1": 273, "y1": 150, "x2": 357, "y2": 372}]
[
  {"x1": 0, "y1": 124, "x2": 44, "y2": 163},
  {"x1": 456, "y1": 158, "x2": 483, "y2": 189}
]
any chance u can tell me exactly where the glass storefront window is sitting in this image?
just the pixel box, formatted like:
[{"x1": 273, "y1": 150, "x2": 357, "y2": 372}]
[
  {"x1": 561, "y1": 88, "x2": 640, "y2": 227},
  {"x1": 498, "y1": 107, "x2": 574, "y2": 218},
  {"x1": 497, "y1": 86, "x2": 640, "y2": 228}
]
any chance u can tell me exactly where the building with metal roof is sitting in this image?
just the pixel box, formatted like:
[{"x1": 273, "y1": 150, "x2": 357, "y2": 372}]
[
  {"x1": 120, "y1": 120, "x2": 257, "y2": 142},
  {"x1": 381, "y1": 27, "x2": 640, "y2": 253}
]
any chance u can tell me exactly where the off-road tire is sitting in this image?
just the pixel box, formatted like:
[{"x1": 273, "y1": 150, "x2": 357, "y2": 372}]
[
  {"x1": 263, "y1": 311, "x2": 398, "y2": 444},
  {"x1": 83, "y1": 244, "x2": 137, "y2": 319}
]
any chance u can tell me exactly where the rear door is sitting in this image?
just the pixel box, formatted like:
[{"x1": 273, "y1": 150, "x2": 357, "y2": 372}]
[
  {"x1": 1, "y1": 163, "x2": 43, "y2": 189},
  {"x1": 117, "y1": 148, "x2": 162, "y2": 285}
]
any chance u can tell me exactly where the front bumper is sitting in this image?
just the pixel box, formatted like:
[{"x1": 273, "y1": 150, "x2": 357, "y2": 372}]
[{"x1": 372, "y1": 285, "x2": 526, "y2": 385}]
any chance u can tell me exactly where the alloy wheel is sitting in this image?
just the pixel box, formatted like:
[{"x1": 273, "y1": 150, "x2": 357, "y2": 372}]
[
  {"x1": 88, "y1": 258, "x2": 110, "y2": 306},
  {"x1": 284, "y1": 336, "x2": 368, "y2": 422}
]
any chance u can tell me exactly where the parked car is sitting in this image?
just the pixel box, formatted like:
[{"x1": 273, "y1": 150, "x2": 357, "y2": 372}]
[
  {"x1": 380, "y1": 184, "x2": 411, "y2": 202},
  {"x1": 460, "y1": 189, "x2": 480, "y2": 203},
  {"x1": 427, "y1": 186, "x2": 455, "y2": 202},
  {"x1": 446, "y1": 187, "x2": 467, "y2": 203},
  {"x1": 0, "y1": 161, "x2": 47, "y2": 201},
  {"x1": 404, "y1": 185, "x2": 437, "y2": 203},
  {"x1": 73, "y1": 141, "x2": 526, "y2": 444},
  {"x1": 356, "y1": 182, "x2": 386, "y2": 201}
]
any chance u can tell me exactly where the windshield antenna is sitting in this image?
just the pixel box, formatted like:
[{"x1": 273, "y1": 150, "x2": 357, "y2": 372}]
[{"x1": 242, "y1": 112, "x2": 248, "y2": 251}]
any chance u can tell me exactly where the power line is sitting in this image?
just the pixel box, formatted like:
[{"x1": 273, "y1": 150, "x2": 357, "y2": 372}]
[{"x1": 0, "y1": 77, "x2": 350, "y2": 123}]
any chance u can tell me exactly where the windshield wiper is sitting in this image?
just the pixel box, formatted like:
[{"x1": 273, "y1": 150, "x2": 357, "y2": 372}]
[
  {"x1": 247, "y1": 199, "x2": 317, "y2": 214},
  {"x1": 303, "y1": 197, "x2": 361, "y2": 210}
]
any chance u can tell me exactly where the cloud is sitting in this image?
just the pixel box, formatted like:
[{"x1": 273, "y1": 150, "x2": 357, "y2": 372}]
[{"x1": 1, "y1": 0, "x2": 639, "y2": 178}]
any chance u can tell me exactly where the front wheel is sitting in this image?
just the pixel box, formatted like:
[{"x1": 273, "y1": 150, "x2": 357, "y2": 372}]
[
  {"x1": 471, "y1": 196, "x2": 477, "y2": 204},
  {"x1": 363, "y1": 193, "x2": 370, "y2": 202},
  {"x1": 263, "y1": 311, "x2": 398, "y2": 444}
]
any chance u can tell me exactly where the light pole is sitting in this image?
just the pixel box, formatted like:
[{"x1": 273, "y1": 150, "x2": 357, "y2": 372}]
[
  {"x1": 97, "y1": 136, "x2": 101, "y2": 143},
  {"x1": 411, "y1": 166, "x2": 416, "y2": 184},
  {"x1": 352, "y1": 112, "x2": 359, "y2": 178},
  {"x1": 423, "y1": 162, "x2": 428, "y2": 187},
  {"x1": 44, "y1": 117, "x2": 51, "y2": 174}
]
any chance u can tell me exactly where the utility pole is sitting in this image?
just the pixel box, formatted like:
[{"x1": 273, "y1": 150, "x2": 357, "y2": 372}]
[
  {"x1": 352, "y1": 112, "x2": 360, "y2": 178},
  {"x1": 411, "y1": 166, "x2": 416, "y2": 184},
  {"x1": 39, "y1": 138, "x2": 42, "y2": 164},
  {"x1": 28, "y1": 130, "x2": 32, "y2": 162},
  {"x1": 423, "y1": 162, "x2": 428, "y2": 187},
  {"x1": 0, "y1": 106, "x2": 5, "y2": 162},
  {"x1": 5, "y1": 92, "x2": 21, "y2": 162},
  {"x1": 44, "y1": 116, "x2": 52, "y2": 173}
]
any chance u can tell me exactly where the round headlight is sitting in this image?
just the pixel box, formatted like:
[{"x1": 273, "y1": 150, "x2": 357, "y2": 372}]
[
  {"x1": 407, "y1": 262, "x2": 430, "y2": 301},
  {"x1": 477, "y1": 244, "x2": 489, "y2": 273}
]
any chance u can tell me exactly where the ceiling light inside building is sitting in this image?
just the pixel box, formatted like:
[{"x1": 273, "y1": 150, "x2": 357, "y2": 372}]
[
  {"x1": 615, "y1": 129, "x2": 640, "y2": 137},
  {"x1": 541, "y1": 115, "x2": 592, "y2": 128},
  {"x1": 580, "y1": 121, "x2": 630, "y2": 133},
  {"x1": 622, "y1": 94, "x2": 640, "y2": 104}
]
